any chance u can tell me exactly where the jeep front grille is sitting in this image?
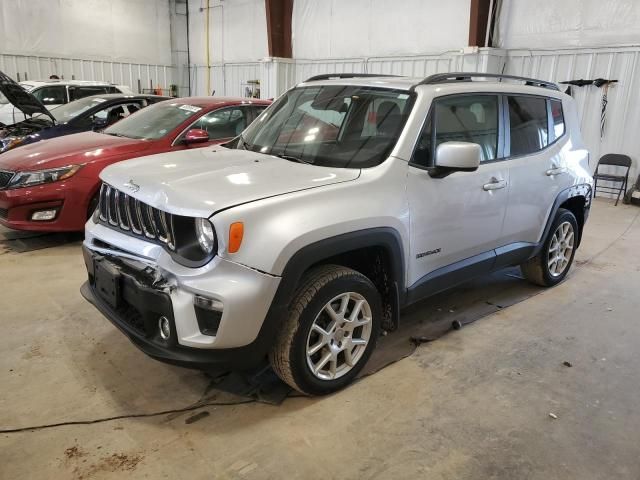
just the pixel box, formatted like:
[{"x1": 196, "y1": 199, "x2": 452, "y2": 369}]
[
  {"x1": 0, "y1": 170, "x2": 14, "y2": 189},
  {"x1": 98, "y1": 183, "x2": 175, "y2": 249}
]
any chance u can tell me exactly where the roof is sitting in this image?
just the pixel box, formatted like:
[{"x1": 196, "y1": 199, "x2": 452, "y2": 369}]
[
  {"x1": 298, "y1": 74, "x2": 567, "y2": 99},
  {"x1": 78, "y1": 93, "x2": 169, "y2": 102},
  {"x1": 161, "y1": 96, "x2": 272, "y2": 108},
  {"x1": 19, "y1": 80, "x2": 116, "y2": 89}
]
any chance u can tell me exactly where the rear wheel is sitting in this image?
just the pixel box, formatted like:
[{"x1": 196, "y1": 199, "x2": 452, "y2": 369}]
[
  {"x1": 521, "y1": 208, "x2": 578, "y2": 287},
  {"x1": 269, "y1": 265, "x2": 382, "y2": 395}
]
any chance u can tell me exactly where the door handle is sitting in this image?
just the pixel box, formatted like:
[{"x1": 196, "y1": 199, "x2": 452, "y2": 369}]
[
  {"x1": 483, "y1": 178, "x2": 507, "y2": 191},
  {"x1": 546, "y1": 166, "x2": 567, "y2": 176}
]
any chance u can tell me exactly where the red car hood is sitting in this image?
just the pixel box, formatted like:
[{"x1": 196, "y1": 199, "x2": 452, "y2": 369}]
[{"x1": 0, "y1": 132, "x2": 151, "y2": 171}]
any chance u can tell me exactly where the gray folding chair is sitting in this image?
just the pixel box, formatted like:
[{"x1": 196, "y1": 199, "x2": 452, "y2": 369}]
[{"x1": 593, "y1": 154, "x2": 632, "y2": 206}]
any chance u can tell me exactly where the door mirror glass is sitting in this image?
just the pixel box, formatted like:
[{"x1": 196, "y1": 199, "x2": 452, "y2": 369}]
[
  {"x1": 184, "y1": 128, "x2": 210, "y2": 144},
  {"x1": 435, "y1": 141, "x2": 481, "y2": 171}
]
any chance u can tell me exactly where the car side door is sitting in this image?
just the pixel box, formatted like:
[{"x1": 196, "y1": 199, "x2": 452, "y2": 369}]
[
  {"x1": 406, "y1": 93, "x2": 510, "y2": 296},
  {"x1": 499, "y1": 95, "x2": 571, "y2": 246}
]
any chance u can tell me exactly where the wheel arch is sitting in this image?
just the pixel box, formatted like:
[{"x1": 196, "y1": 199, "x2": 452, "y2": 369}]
[
  {"x1": 275, "y1": 227, "x2": 406, "y2": 331},
  {"x1": 535, "y1": 183, "x2": 592, "y2": 255}
]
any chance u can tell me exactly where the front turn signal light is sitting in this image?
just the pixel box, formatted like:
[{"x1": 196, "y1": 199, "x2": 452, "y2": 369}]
[{"x1": 228, "y1": 222, "x2": 244, "y2": 253}]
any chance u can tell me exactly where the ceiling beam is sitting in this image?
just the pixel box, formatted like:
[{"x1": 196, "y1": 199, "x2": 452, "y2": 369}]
[
  {"x1": 265, "y1": 0, "x2": 293, "y2": 58},
  {"x1": 469, "y1": 0, "x2": 492, "y2": 47}
]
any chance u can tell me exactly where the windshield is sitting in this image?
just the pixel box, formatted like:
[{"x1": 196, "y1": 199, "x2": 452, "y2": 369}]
[
  {"x1": 0, "y1": 92, "x2": 8, "y2": 105},
  {"x1": 49, "y1": 96, "x2": 108, "y2": 122},
  {"x1": 103, "y1": 101, "x2": 202, "y2": 140},
  {"x1": 239, "y1": 85, "x2": 414, "y2": 168}
]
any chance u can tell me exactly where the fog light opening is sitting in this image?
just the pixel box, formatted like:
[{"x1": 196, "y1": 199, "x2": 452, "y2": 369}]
[
  {"x1": 31, "y1": 209, "x2": 58, "y2": 221},
  {"x1": 158, "y1": 316, "x2": 171, "y2": 340},
  {"x1": 194, "y1": 295, "x2": 223, "y2": 311}
]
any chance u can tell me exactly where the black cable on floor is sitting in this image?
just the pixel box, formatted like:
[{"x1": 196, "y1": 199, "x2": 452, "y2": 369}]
[{"x1": 0, "y1": 399, "x2": 255, "y2": 434}]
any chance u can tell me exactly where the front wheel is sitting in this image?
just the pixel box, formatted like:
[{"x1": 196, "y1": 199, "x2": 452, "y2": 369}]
[
  {"x1": 269, "y1": 265, "x2": 382, "y2": 395},
  {"x1": 521, "y1": 208, "x2": 578, "y2": 287}
]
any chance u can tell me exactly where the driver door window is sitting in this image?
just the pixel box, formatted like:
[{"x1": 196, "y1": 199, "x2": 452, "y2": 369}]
[
  {"x1": 192, "y1": 107, "x2": 248, "y2": 140},
  {"x1": 413, "y1": 95, "x2": 499, "y2": 167}
]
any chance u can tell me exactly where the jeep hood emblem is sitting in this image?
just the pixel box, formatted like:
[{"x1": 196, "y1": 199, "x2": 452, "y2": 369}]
[{"x1": 123, "y1": 179, "x2": 140, "y2": 193}]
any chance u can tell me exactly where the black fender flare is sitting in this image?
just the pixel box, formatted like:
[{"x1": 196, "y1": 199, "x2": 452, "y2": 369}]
[
  {"x1": 532, "y1": 183, "x2": 592, "y2": 257},
  {"x1": 252, "y1": 227, "x2": 406, "y2": 354},
  {"x1": 275, "y1": 227, "x2": 406, "y2": 303}
]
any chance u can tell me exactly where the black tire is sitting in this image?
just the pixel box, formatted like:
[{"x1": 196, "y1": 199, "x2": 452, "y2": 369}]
[
  {"x1": 269, "y1": 265, "x2": 382, "y2": 396},
  {"x1": 521, "y1": 208, "x2": 579, "y2": 287}
]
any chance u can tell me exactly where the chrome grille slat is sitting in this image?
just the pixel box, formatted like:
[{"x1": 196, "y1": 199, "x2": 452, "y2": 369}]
[
  {"x1": 97, "y1": 182, "x2": 176, "y2": 250},
  {"x1": 108, "y1": 186, "x2": 119, "y2": 226},
  {"x1": 127, "y1": 196, "x2": 142, "y2": 234},
  {"x1": 98, "y1": 183, "x2": 108, "y2": 221},
  {"x1": 116, "y1": 191, "x2": 130, "y2": 230}
]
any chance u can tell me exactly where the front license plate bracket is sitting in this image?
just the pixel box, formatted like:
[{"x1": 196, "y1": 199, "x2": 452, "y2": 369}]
[{"x1": 94, "y1": 259, "x2": 121, "y2": 309}]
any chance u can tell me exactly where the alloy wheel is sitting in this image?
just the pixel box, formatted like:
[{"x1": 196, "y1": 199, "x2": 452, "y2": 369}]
[
  {"x1": 305, "y1": 292, "x2": 373, "y2": 381},
  {"x1": 547, "y1": 221, "x2": 575, "y2": 277}
]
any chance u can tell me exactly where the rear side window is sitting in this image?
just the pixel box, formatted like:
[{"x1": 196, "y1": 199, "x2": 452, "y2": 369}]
[
  {"x1": 70, "y1": 86, "x2": 110, "y2": 101},
  {"x1": 550, "y1": 99, "x2": 565, "y2": 140},
  {"x1": 508, "y1": 96, "x2": 548, "y2": 156}
]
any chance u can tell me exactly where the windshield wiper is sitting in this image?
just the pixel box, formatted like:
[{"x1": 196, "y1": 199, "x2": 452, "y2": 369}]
[{"x1": 274, "y1": 154, "x2": 313, "y2": 165}]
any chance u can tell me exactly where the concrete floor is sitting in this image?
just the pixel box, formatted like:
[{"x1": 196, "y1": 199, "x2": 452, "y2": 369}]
[{"x1": 1, "y1": 198, "x2": 639, "y2": 479}]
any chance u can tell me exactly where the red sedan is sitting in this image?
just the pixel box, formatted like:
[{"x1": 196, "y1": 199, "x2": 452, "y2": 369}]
[{"x1": 0, "y1": 97, "x2": 270, "y2": 232}]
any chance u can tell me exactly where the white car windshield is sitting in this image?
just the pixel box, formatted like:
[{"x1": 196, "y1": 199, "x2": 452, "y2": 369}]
[{"x1": 239, "y1": 85, "x2": 414, "y2": 168}]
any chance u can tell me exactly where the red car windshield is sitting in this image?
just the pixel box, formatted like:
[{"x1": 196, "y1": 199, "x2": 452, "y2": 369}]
[{"x1": 104, "y1": 102, "x2": 203, "y2": 140}]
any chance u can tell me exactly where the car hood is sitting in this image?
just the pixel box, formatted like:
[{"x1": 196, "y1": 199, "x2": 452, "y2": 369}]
[
  {"x1": 0, "y1": 70, "x2": 55, "y2": 124},
  {"x1": 101, "y1": 147, "x2": 361, "y2": 218},
  {"x1": 0, "y1": 132, "x2": 150, "y2": 171}
]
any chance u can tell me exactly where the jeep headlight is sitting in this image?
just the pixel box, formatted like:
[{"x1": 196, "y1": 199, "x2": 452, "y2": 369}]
[
  {"x1": 7, "y1": 164, "x2": 82, "y2": 189},
  {"x1": 195, "y1": 218, "x2": 215, "y2": 254}
]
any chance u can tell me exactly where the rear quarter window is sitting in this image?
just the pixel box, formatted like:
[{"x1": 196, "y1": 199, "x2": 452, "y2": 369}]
[
  {"x1": 550, "y1": 99, "x2": 565, "y2": 140},
  {"x1": 508, "y1": 96, "x2": 549, "y2": 156}
]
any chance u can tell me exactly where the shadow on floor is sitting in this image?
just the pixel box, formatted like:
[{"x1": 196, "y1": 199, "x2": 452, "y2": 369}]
[
  {"x1": 87, "y1": 267, "x2": 543, "y2": 410},
  {"x1": 0, "y1": 229, "x2": 83, "y2": 253}
]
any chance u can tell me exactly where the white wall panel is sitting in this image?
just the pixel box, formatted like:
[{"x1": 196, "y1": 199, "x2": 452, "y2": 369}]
[
  {"x1": 0, "y1": 0, "x2": 172, "y2": 65},
  {"x1": 186, "y1": 0, "x2": 268, "y2": 65},
  {"x1": 190, "y1": 63, "x2": 261, "y2": 98},
  {"x1": 293, "y1": 0, "x2": 471, "y2": 59},
  {"x1": 496, "y1": 0, "x2": 640, "y2": 49},
  {"x1": 0, "y1": 53, "x2": 175, "y2": 93}
]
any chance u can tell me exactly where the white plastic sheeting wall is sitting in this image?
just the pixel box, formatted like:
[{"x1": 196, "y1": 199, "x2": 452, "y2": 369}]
[
  {"x1": 0, "y1": 0, "x2": 175, "y2": 90},
  {"x1": 495, "y1": 0, "x2": 640, "y2": 49},
  {"x1": 292, "y1": 0, "x2": 471, "y2": 59},
  {"x1": 186, "y1": 0, "x2": 268, "y2": 96}
]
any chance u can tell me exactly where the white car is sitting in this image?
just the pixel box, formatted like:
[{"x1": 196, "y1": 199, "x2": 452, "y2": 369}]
[
  {"x1": 0, "y1": 79, "x2": 132, "y2": 126},
  {"x1": 81, "y1": 73, "x2": 593, "y2": 395}
]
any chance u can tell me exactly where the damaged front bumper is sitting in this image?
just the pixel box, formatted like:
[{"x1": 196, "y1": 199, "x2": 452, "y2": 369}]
[{"x1": 81, "y1": 240, "x2": 282, "y2": 370}]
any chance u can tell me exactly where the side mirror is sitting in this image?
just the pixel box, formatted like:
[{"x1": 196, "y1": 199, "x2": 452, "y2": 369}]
[
  {"x1": 184, "y1": 128, "x2": 209, "y2": 145},
  {"x1": 433, "y1": 141, "x2": 481, "y2": 175},
  {"x1": 92, "y1": 116, "x2": 109, "y2": 131}
]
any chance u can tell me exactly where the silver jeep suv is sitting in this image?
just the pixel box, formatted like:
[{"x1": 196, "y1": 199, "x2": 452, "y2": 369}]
[{"x1": 81, "y1": 73, "x2": 593, "y2": 395}]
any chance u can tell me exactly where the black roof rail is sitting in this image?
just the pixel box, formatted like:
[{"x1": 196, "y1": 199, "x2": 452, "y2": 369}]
[
  {"x1": 304, "y1": 73, "x2": 401, "y2": 82},
  {"x1": 412, "y1": 72, "x2": 559, "y2": 91}
]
